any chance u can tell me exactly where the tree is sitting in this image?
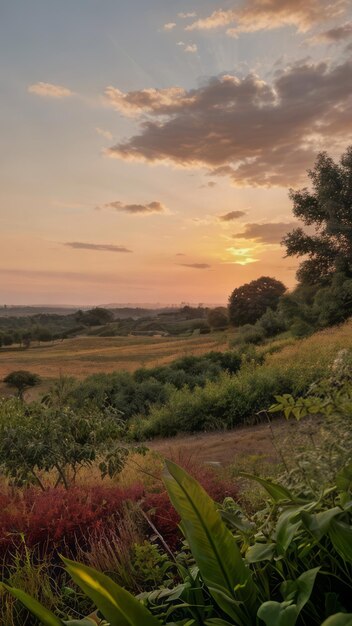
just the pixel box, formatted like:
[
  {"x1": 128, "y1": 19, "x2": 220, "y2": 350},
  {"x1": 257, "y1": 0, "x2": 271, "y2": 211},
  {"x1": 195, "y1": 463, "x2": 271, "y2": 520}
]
[
  {"x1": 228, "y1": 277, "x2": 286, "y2": 327},
  {"x1": 4, "y1": 370, "x2": 40, "y2": 400},
  {"x1": 75, "y1": 307, "x2": 114, "y2": 326},
  {"x1": 283, "y1": 147, "x2": 352, "y2": 284},
  {"x1": 206, "y1": 307, "x2": 228, "y2": 330},
  {"x1": 0, "y1": 399, "x2": 129, "y2": 489}
]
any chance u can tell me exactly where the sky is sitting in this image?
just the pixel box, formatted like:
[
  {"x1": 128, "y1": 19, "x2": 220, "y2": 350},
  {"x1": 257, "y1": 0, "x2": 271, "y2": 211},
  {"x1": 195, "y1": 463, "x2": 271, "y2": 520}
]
[{"x1": 1, "y1": 0, "x2": 352, "y2": 306}]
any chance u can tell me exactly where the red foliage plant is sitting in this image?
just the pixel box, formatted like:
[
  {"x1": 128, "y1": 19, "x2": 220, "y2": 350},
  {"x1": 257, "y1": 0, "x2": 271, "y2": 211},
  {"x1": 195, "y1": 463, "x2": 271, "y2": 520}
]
[
  {"x1": 0, "y1": 483, "x2": 144, "y2": 559},
  {"x1": 0, "y1": 456, "x2": 238, "y2": 560}
]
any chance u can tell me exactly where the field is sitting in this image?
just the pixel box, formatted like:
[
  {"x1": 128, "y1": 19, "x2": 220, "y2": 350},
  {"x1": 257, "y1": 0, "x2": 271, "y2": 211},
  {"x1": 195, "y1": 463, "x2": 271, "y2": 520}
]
[{"x1": 0, "y1": 331, "x2": 230, "y2": 379}]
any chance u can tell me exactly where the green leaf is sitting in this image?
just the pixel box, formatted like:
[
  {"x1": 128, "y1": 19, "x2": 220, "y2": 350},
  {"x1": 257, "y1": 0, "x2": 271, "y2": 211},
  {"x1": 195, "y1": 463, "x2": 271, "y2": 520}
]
[
  {"x1": 301, "y1": 507, "x2": 342, "y2": 540},
  {"x1": 275, "y1": 511, "x2": 302, "y2": 554},
  {"x1": 321, "y1": 614, "x2": 352, "y2": 626},
  {"x1": 63, "y1": 558, "x2": 160, "y2": 626},
  {"x1": 164, "y1": 460, "x2": 258, "y2": 626},
  {"x1": 257, "y1": 600, "x2": 298, "y2": 626},
  {"x1": 2, "y1": 584, "x2": 64, "y2": 626},
  {"x1": 288, "y1": 567, "x2": 320, "y2": 613},
  {"x1": 239, "y1": 473, "x2": 298, "y2": 502},
  {"x1": 329, "y1": 519, "x2": 352, "y2": 562},
  {"x1": 246, "y1": 543, "x2": 276, "y2": 563},
  {"x1": 336, "y1": 462, "x2": 352, "y2": 494}
]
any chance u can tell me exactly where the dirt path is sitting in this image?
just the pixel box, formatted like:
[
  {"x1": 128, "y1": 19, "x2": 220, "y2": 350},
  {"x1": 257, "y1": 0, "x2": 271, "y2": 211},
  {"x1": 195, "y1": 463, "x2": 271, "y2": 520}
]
[{"x1": 147, "y1": 418, "x2": 305, "y2": 466}]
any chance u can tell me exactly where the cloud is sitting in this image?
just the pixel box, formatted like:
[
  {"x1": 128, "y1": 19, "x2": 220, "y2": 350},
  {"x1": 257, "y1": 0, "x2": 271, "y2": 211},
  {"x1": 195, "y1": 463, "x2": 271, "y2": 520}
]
[
  {"x1": 200, "y1": 181, "x2": 217, "y2": 188},
  {"x1": 180, "y1": 263, "x2": 211, "y2": 269},
  {"x1": 104, "y1": 200, "x2": 167, "y2": 215},
  {"x1": 185, "y1": 0, "x2": 348, "y2": 35},
  {"x1": 95, "y1": 127, "x2": 113, "y2": 140},
  {"x1": 107, "y1": 59, "x2": 352, "y2": 187},
  {"x1": 64, "y1": 242, "x2": 132, "y2": 253},
  {"x1": 312, "y1": 21, "x2": 352, "y2": 43},
  {"x1": 177, "y1": 41, "x2": 197, "y2": 52},
  {"x1": 105, "y1": 85, "x2": 194, "y2": 117},
  {"x1": 164, "y1": 22, "x2": 176, "y2": 30},
  {"x1": 184, "y1": 43, "x2": 198, "y2": 53},
  {"x1": 178, "y1": 12, "x2": 197, "y2": 19},
  {"x1": 234, "y1": 222, "x2": 298, "y2": 244},
  {"x1": 219, "y1": 210, "x2": 246, "y2": 221},
  {"x1": 175, "y1": 253, "x2": 186, "y2": 256},
  {"x1": 28, "y1": 82, "x2": 72, "y2": 98}
]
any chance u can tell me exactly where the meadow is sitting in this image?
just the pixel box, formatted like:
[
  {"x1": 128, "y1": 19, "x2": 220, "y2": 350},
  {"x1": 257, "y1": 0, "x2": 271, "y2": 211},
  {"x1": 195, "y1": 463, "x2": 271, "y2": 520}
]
[{"x1": 0, "y1": 331, "x2": 229, "y2": 389}]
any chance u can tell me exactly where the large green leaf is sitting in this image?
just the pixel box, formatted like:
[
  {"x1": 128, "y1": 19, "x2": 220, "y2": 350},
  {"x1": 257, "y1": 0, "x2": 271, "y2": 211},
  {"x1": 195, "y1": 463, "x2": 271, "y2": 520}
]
[
  {"x1": 63, "y1": 558, "x2": 160, "y2": 626},
  {"x1": 321, "y1": 615, "x2": 352, "y2": 626},
  {"x1": 164, "y1": 461, "x2": 258, "y2": 626},
  {"x1": 1, "y1": 584, "x2": 64, "y2": 626},
  {"x1": 246, "y1": 542, "x2": 276, "y2": 563},
  {"x1": 329, "y1": 519, "x2": 352, "y2": 562},
  {"x1": 257, "y1": 568, "x2": 319, "y2": 626},
  {"x1": 281, "y1": 567, "x2": 320, "y2": 613},
  {"x1": 301, "y1": 508, "x2": 342, "y2": 540},
  {"x1": 257, "y1": 600, "x2": 298, "y2": 626},
  {"x1": 239, "y1": 474, "x2": 301, "y2": 503}
]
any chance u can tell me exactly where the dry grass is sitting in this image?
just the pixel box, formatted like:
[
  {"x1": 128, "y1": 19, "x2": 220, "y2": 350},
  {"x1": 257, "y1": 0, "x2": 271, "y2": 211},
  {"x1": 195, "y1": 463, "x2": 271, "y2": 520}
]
[{"x1": 0, "y1": 332, "x2": 231, "y2": 382}]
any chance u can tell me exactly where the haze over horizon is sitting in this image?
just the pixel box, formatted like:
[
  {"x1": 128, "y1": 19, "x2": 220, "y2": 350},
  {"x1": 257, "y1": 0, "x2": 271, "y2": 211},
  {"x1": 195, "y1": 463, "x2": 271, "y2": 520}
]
[{"x1": 1, "y1": 0, "x2": 352, "y2": 305}]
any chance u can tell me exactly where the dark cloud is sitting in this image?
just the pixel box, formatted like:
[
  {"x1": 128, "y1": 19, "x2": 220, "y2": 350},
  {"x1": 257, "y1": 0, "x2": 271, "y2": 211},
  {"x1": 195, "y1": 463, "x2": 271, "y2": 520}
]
[
  {"x1": 107, "y1": 59, "x2": 352, "y2": 187},
  {"x1": 200, "y1": 181, "x2": 217, "y2": 188},
  {"x1": 219, "y1": 210, "x2": 246, "y2": 221},
  {"x1": 180, "y1": 263, "x2": 211, "y2": 269},
  {"x1": 64, "y1": 242, "x2": 132, "y2": 253},
  {"x1": 234, "y1": 222, "x2": 299, "y2": 243},
  {"x1": 185, "y1": 0, "x2": 348, "y2": 34},
  {"x1": 313, "y1": 21, "x2": 352, "y2": 43},
  {"x1": 104, "y1": 201, "x2": 166, "y2": 214}
]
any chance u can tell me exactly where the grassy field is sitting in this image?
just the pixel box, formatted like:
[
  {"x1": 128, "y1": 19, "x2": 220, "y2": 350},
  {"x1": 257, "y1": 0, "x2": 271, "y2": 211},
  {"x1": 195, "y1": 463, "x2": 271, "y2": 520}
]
[{"x1": 0, "y1": 331, "x2": 230, "y2": 379}]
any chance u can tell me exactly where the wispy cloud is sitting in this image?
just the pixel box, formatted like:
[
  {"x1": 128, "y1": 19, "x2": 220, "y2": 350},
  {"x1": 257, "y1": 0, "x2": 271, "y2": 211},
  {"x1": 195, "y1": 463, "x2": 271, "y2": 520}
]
[
  {"x1": 164, "y1": 22, "x2": 176, "y2": 30},
  {"x1": 28, "y1": 82, "x2": 73, "y2": 98},
  {"x1": 64, "y1": 242, "x2": 132, "y2": 253},
  {"x1": 184, "y1": 43, "x2": 198, "y2": 53},
  {"x1": 219, "y1": 210, "x2": 246, "y2": 221},
  {"x1": 103, "y1": 200, "x2": 167, "y2": 215},
  {"x1": 178, "y1": 12, "x2": 197, "y2": 19},
  {"x1": 234, "y1": 222, "x2": 299, "y2": 244},
  {"x1": 95, "y1": 127, "x2": 113, "y2": 140},
  {"x1": 185, "y1": 0, "x2": 348, "y2": 35},
  {"x1": 177, "y1": 41, "x2": 198, "y2": 52},
  {"x1": 180, "y1": 263, "x2": 211, "y2": 269}
]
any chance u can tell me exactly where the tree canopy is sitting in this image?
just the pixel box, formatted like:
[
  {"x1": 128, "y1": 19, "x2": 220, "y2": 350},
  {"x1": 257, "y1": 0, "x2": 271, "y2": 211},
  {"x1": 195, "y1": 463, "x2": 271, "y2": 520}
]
[
  {"x1": 283, "y1": 147, "x2": 352, "y2": 284},
  {"x1": 4, "y1": 370, "x2": 40, "y2": 399},
  {"x1": 228, "y1": 276, "x2": 286, "y2": 327},
  {"x1": 206, "y1": 307, "x2": 228, "y2": 330}
]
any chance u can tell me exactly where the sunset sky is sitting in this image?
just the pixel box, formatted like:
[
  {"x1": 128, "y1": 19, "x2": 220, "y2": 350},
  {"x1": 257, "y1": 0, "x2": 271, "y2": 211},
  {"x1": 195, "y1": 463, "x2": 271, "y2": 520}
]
[{"x1": 1, "y1": 0, "x2": 352, "y2": 305}]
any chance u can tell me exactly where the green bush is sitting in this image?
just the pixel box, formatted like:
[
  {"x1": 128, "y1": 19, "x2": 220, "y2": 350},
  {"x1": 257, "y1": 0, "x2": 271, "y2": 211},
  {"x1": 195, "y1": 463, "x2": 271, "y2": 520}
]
[{"x1": 130, "y1": 364, "x2": 304, "y2": 439}]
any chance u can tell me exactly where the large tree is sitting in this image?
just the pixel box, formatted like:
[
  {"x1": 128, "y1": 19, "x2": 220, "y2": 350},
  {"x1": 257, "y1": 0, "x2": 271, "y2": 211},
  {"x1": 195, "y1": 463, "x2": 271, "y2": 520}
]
[
  {"x1": 283, "y1": 147, "x2": 352, "y2": 284},
  {"x1": 228, "y1": 276, "x2": 286, "y2": 327}
]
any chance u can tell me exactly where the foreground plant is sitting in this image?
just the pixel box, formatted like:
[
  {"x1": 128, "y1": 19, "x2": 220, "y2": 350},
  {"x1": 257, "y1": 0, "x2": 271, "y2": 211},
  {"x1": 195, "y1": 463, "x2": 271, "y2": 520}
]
[{"x1": 2, "y1": 460, "x2": 352, "y2": 625}]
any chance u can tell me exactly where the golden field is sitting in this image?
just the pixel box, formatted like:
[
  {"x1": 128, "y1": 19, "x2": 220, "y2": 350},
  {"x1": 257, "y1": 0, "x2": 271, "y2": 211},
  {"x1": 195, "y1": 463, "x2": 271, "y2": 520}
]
[{"x1": 0, "y1": 331, "x2": 230, "y2": 380}]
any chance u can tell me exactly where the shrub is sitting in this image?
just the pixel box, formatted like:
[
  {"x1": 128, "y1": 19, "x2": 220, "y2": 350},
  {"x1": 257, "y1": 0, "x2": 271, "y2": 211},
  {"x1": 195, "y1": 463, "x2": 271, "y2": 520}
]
[{"x1": 0, "y1": 484, "x2": 145, "y2": 559}]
